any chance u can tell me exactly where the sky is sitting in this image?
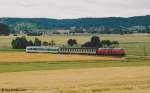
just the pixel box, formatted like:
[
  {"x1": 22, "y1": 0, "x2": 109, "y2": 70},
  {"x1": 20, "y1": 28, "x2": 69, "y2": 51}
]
[{"x1": 0, "y1": 0, "x2": 150, "y2": 19}]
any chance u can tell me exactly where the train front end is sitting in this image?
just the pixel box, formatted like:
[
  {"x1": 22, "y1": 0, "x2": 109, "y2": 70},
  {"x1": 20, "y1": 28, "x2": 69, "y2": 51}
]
[{"x1": 96, "y1": 48, "x2": 126, "y2": 56}]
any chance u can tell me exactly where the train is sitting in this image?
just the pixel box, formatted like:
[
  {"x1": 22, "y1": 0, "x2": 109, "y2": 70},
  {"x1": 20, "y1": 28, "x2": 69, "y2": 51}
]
[{"x1": 26, "y1": 46, "x2": 126, "y2": 56}]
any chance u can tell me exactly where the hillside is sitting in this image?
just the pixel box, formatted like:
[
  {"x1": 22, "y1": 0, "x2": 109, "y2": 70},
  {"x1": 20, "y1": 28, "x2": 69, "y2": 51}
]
[{"x1": 0, "y1": 15, "x2": 150, "y2": 32}]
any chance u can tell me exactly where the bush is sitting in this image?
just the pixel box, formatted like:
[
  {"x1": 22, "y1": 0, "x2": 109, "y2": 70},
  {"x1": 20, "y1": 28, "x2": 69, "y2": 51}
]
[
  {"x1": 11, "y1": 37, "x2": 29, "y2": 49},
  {"x1": 101, "y1": 40, "x2": 111, "y2": 47},
  {"x1": 101, "y1": 40, "x2": 119, "y2": 48},
  {"x1": 43, "y1": 41, "x2": 49, "y2": 46},
  {"x1": 111, "y1": 41, "x2": 119, "y2": 47},
  {"x1": 67, "y1": 39, "x2": 77, "y2": 47},
  {"x1": 11, "y1": 37, "x2": 43, "y2": 49},
  {"x1": 49, "y1": 40, "x2": 56, "y2": 47},
  {"x1": 28, "y1": 40, "x2": 34, "y2": 46},
  {"x1": 82, "y1": 36, "x2": 102, "y2": 47},
  {"x1": 34, "y1": 38, "x2": 41, "y2": 46}
]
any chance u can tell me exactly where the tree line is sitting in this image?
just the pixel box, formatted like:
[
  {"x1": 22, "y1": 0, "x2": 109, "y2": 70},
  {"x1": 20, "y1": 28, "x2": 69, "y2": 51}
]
[
  {"x1": 11, "y1": 36, "x2": 119, "y2": 49},
  {"x1": 67, "y1": 36, "x2": 119, "y2": 48},
  {"x1": 11, "y1": 37, "x2": 55, "y2": 49},
  {"x1": 0, "y1": 23, "x2": 10, "y2": 36}
]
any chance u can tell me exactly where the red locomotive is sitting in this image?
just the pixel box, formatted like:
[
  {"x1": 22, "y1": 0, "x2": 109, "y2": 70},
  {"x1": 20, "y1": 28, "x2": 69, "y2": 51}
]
[{"x1": 96, "y1": 48, "x2": 125, "y2": 56}]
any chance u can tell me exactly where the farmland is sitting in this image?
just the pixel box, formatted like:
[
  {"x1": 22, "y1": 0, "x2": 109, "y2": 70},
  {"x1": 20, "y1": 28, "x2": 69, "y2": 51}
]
[
  {"x1": 1, "y1": 34, "x2": 150, "y2": 56},
  {"x1": 0, "y1": 34, "x2": 150, "y2": 93},
  {"x1": 1, "y1": 34, "x2": 150, "y2": 48},
  {"x1": 0, "y1": 52, "x2": 124, "y2": 63},
  {"x1": 1, "y1": 67, "x2": 150, "y2": 93}
]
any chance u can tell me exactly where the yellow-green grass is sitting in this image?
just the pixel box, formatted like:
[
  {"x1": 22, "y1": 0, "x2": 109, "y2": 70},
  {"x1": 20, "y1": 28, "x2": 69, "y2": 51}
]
[
  {"x1": 0, "y1": 59, "x2": 150, "y2": 73},
  {"x1": 1, "y1": 34, "x2": 150, "y2": 56},
  {"x1": 1, "y1": 34, "x2": 150, "y2": 48},
  {"x1": 119, "y1": 42, "x2": 150, "y2": 56},
  {"x1": 0, "y1": 54, "x2": 148, "y2": 73}
]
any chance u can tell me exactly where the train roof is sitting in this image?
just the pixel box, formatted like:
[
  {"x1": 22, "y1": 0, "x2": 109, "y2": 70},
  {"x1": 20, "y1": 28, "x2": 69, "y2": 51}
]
[
  {"x1": 60, "y1": 47, "x2": 97, "y2": 49},
  {"x1": 98, "y1": 48, "x2": 123, "y2": 50},
  {"x1": 26, "y1": 46, "x2": 59, "y2": 49}
]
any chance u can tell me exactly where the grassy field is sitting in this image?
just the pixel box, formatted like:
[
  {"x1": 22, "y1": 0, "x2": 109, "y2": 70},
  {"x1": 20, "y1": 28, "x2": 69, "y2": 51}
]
[
  {"x1": 0, "y1": 59, "x2": 150, "y2": 73},
  {"x1": 1, "y1": 34, "x2": 150, "y2": 48},
  {"x1": 1, "y1": 34, "x2": 150, "y2": 56}
]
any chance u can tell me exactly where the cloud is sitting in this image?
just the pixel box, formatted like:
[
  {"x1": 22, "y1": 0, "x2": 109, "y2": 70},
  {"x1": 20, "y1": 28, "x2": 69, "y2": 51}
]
[{"x1": 0, "y1": 0, "x2": 149, "y2": 18}]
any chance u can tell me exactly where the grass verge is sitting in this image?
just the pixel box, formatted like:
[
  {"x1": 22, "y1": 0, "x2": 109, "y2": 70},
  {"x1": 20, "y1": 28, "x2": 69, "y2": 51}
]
[
  {"x1": 0, "y1": 48, "x2": 25, "y2": 52},
  {"x1": 0, "y1": 59, "x2": 150, "y2": 73}
]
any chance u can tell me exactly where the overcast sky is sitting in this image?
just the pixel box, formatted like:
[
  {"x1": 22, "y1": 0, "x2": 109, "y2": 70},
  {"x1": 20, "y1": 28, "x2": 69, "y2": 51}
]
[{"x1": 0, "y1": 0, "x2": 150, "y2": 19}]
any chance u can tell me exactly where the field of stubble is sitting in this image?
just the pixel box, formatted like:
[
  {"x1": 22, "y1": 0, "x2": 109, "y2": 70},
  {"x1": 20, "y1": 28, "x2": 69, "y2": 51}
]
[{"x1": 0, "y1": 67, "x2": 150, "y2": 93}]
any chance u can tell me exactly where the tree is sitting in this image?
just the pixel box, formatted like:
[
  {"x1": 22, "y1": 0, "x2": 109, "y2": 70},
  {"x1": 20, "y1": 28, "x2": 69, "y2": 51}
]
[
  {"x1": 0, "y1": 23, "x2": 10, "y2": 36},
  {"x1": 81, "y1": 41, "x2": 92, "y2": 47},
  {"x1": 49, "y1": 40, "x2": 56, "y2": 47},
  {"x1": 11, "y1": 36, "x2": 29, "y2": 49},
  {"x1": 101, "y1": 40, "x2": 119, "y2": 48},
  {"x1": 43, "y1": 41, "x2": 49, "y2": 46},
  {"x1": 34, "y1": 38, "x2": 41, "y2": 46},
  {"x1": 91, "y1": 36, "x2": 101, "y2": 47},
  {"x1": 67, "y1": 39, "x2": 77, "y2": 47},
  {"x1": 111, "y1": 41, "x2": 119, "y2": 47},
  {"x1": 28, "y1": 40, "x2": 34, "y2": 46},
  {"x1": 101, "y1": 40, "x2": 112, "y2": 47},
  {"x1": 82, "y1": 36, "x2": 102, "y2": 47}
]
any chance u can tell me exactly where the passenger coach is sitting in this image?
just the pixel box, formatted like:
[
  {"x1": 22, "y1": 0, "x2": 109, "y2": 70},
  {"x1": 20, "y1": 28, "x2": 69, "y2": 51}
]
[
  {"x1": 26, "y1": 46, "x2": 125, "y2": 56},
  {"x1": 59, "y1": 48, "x2": 97, "y2": 54},
  {"x1": 26, "y1": 46, "x2": 59, "y2": 53}
]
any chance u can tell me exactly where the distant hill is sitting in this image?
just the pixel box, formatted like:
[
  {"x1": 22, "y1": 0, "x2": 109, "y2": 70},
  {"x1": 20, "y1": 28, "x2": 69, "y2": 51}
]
[{"x1": 0, "y1": 15, "x2": 150, "y2": 32}]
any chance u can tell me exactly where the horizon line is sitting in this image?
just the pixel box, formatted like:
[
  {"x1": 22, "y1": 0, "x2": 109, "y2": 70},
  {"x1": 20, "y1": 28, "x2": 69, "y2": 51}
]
[{"x1": 0, "y1": 15, "x2": 150, "y2": 20}]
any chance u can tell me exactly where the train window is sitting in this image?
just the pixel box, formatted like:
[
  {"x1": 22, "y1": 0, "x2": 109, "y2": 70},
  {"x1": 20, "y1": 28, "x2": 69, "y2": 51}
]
[{"x1": 67, "y1": 49, "x2": 69, "y2": 52}]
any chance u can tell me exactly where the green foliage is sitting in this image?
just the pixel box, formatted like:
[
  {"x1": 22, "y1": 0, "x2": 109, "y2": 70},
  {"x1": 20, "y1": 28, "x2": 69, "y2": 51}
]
[
  {"x1": 34, "y1": 38, "x2": 41, "y2": 46},
  {"x1": 101, "y1": 40, "x2": 112, "y2": 47},
  {"x1": 1, "y1": 15, "x2": 150, "y2": 34},
  {"x1": 28, "y1": 40, "x2": 34, "y2": 46},
  {"x1": 43, "y1": 41, "x2": 49, "y2": 46},
  {"x1": 0, "y1": 23, "x2": 10, "y2": 36},
  {"x1": 11, "y1": 37, "x2": 29, "y2": 49},
  {"x1": 67, "y1": 39, "x2": 77, "y2": 47},
  {"x1": 101, "y1": 40, "x2": 119, "y2": 48},
  {"x1": 82, "y1": 36, "x2": 119, "y2": 48},
  {"x1": 11, "y1": 37, "x2": 43, "y2": 48},
  {"x1": 49, "y1": 40, "x2": 56, "y2": 47},
  {"x1": 82, "y1": 36, "x2": 102, "y2": 47}
]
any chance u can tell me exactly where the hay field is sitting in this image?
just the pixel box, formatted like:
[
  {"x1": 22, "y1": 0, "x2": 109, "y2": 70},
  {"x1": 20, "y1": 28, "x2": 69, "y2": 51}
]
[
  {"x1": 1, "y1": 34, "x2": 150, "y2": 48},
  {"x1": 0, "y1": 52, "x2": 124, "y2": 63},
  {"x1": 0, "y1": 67, "x2": 150, "y2": 93}
]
